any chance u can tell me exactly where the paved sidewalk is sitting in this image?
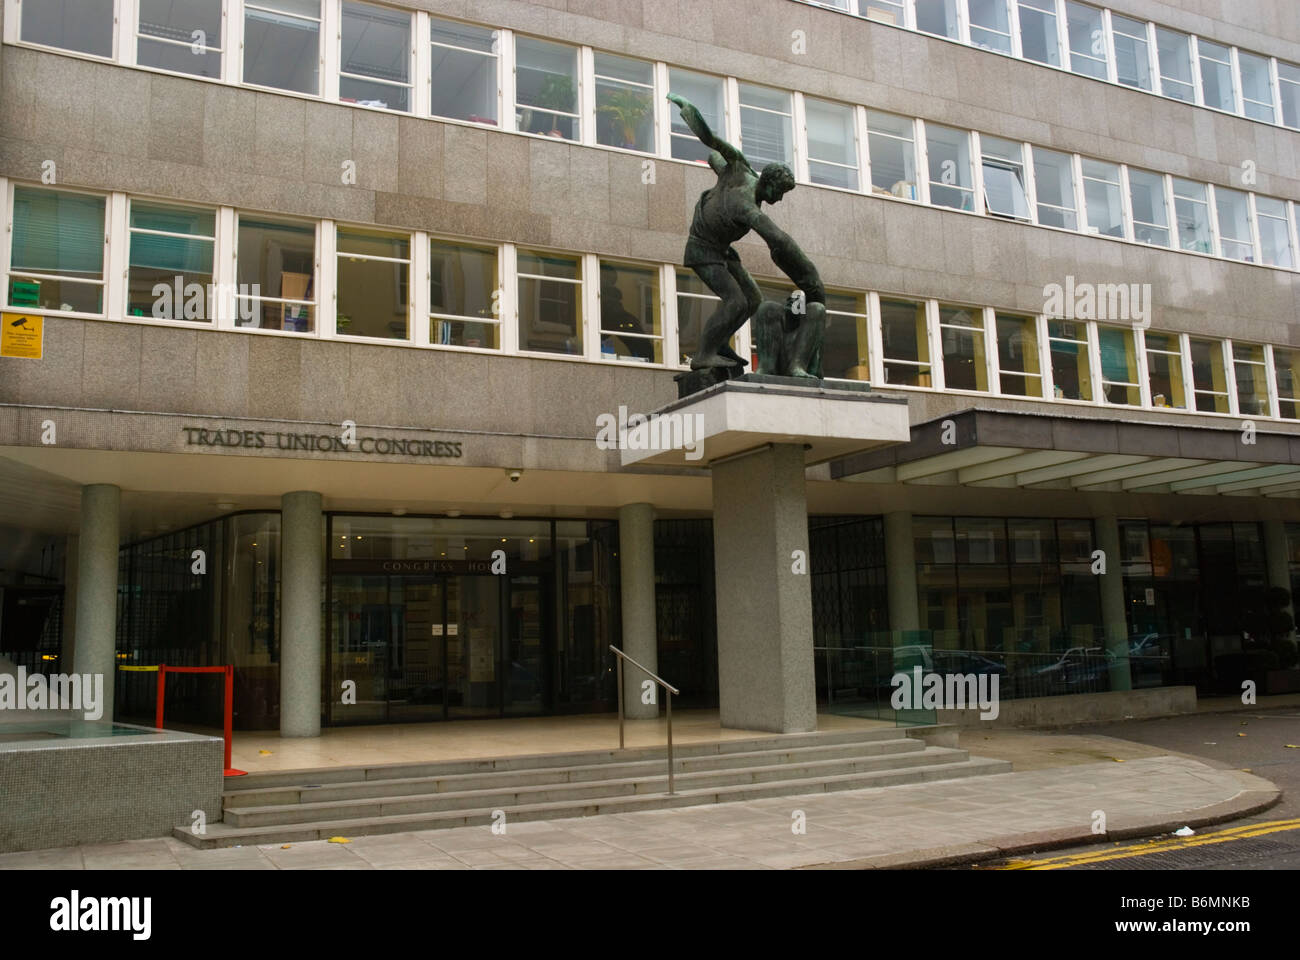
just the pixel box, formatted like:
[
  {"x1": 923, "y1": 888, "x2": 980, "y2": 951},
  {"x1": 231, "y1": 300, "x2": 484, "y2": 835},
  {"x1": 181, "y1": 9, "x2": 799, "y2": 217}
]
[{"x1": 0, "y1": 754, "x2": 1276, "y2": 870}]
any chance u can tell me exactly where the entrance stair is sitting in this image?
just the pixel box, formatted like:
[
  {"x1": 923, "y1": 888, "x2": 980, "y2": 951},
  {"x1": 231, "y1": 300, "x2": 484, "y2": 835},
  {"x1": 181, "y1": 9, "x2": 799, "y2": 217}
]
[{"x1": 175, "y1": 725, "x2": 1009, "y2": 848}]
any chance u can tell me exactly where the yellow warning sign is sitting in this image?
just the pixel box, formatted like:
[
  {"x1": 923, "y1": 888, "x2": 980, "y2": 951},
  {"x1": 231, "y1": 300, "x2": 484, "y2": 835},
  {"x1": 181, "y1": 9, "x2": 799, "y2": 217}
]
[{"x1": 1, "y1": 313, "x2": 43, "y2": 359}]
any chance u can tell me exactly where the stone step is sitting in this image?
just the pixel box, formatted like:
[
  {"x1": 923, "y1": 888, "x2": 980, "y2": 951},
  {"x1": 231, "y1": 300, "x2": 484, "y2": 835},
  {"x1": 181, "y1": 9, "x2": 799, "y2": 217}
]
[
  {"x1": 225, "y1": 737, "x2": 927, "y2": 808},
  {"x1": 222, "y1": 746, "x2": 964, "y2": 827},
  {"x1": 176, "y1": 756, "x2": 1012, "y2": 849}
]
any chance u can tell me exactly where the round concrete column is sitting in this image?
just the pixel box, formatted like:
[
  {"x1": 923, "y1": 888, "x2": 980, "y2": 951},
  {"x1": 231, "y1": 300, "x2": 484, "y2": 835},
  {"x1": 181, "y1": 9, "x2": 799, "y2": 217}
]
[
  {"x1": 618, "y1": 503, "x2": 658, "y2": 719},
  {"x1": 1094, "y1": 515, "x2": 1132, "y2": 692},
  {"x1": 280, "y1": 491, "x2": 323, "y2": 737},
  {"x1": 883, "y1": 512, "x2": 919, "y2": 638},
  {"x1": 74, "y1": 485, "x2": 120, "y2": 722}
]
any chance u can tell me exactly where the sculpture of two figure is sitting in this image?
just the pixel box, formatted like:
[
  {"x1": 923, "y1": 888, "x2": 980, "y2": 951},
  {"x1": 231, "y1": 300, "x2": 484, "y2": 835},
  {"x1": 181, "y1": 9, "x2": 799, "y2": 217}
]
[{"x1": 667, "y1": 93, "x2": 825, "y2": 381}]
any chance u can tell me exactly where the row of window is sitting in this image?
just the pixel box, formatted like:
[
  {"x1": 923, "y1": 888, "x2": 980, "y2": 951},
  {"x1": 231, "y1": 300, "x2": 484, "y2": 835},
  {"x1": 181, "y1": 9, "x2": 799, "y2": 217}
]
[
  {"x1": 10, "y1": 1, "x2": 1297, "y2": 274},
  {"x1": 800, "y1": 0, "x2": 1300, "y2": 129},
  {"x1": 6, "y1": 180, "x2": 1300, "y2": 425}
]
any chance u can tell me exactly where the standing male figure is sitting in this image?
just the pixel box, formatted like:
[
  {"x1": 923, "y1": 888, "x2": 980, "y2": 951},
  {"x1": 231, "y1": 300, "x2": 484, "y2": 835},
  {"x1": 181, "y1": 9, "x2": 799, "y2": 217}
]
[{"x1": 668, "y1": 92, "x2": 825, "y2": 375}]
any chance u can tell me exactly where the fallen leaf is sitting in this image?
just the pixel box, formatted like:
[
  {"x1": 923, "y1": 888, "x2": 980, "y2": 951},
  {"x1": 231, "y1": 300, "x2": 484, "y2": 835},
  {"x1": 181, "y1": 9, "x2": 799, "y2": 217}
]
[
  {"x1": 281, "y1": 844, "x2": 292, "y2": 849},
  {"x1": 1238, "y1": 733, "x2": 1247, "y2": 737},
  {"x1": 1284, "y1": 744, "x2": 1299, "y2": 749},
  {"x1": 327, "y1": 836, "x2": 351, "y2": 844},
  {"x1": 259, "y1": 750, "x2": 272, "y2": 755}
]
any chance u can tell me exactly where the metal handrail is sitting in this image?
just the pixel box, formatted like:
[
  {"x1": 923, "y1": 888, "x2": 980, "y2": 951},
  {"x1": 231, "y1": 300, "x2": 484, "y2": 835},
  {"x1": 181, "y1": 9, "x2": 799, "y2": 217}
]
[{"x1": 609, "y1": 645, "x2": 680, "y2": 795}]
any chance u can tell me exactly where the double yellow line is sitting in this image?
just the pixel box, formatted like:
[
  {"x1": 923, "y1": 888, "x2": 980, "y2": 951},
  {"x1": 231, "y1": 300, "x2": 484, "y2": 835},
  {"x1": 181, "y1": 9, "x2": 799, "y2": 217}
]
[{"x1": 997, "y1": 817, "x2": 1300, "y2": 869}]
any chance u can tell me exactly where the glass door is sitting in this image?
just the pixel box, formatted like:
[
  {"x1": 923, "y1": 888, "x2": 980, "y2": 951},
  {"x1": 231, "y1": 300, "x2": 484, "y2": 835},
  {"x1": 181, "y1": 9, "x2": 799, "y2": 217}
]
[
  {"x1": 388, "y1": 578, "x2": 444, "y2": 722},
  {"x1": 331, "y1": 575, "x2": 392, "y2": 724},
  {"x1": 505, "y1": 574, "x2": 546, "y2": 715},
  {"x1": 445, "y1": 575, "x2": 502, "y2": 718}
]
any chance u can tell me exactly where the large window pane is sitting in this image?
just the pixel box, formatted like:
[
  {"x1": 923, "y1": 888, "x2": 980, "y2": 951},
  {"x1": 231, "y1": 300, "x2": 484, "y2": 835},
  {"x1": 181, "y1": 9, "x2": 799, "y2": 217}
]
[
  {"x1": 806, "y1": 98, "x2": 858, "y2": 190},
  {"x1": 594, "y1": 53, "x2": 654, "y2": 153},
  {"x1": 1098, "y1": 324, "x2": 1140, "y2": 405},
  {"x1": 939, "y1": 305, "x2": 988, "y2": 391},
  {"x1": 867, "y1": 111, "x2": 918, "y2": 199},
  {"x1": 1274, "y1": 348, "x2": 1300, "y2": 420},
  {"x1": 1018, "y1": 0, "x2": 1061, "y2": 67},
  {"x1": 244, "y1": 0, "x2": 321, "y2": 96},
  {"x1": 926, "y1": 124, "x2": 973, "y2": 211},
  {"x1": 137, "y1": 0, "x2": 223, "y2": 78},
  {"x1": 969, "y1": 0, "x2": 1013, "y2": 54},
  {"x1": 1233, "y1": 343, "x2": 1269, "y2": 416},
  {"x1": 981, "y1": 135, "x2": 1029, "y2": 220},
  {"x1": 340, "y1": 1, "x2": 411, "y2": 112},
  {"x1": 22, "y1": 0, "x2": 114, "y2": 57},
  {"x1": 430, "y1": 19, "x2": 498, "y2": 124},
  {"x1": 880, "y1": 298, "x2": 931, "y2": 387},
  {"x1": 859, "y1": 1, "x2": 905, "y2": 26},
  {"x1": 1190, "y1": 338, "x2": 1230, "y2": 413},
  {"x1": 823, "y1": 291, "x2": 870, "y2": 382},
  {"x1": 1215, "y1": 187, "x2": 1254, "y2": 262},
  {"x1": 915, "y1": 0, "x2": 959, "y2": 40},
  {"x1": 1066, "y1": 2, "x2": 1107, "y2": 80},
  {"x1": 430, "y1": 239, "x2": 499, "y2": 349},
  {"x1": 1144, "y1": 332, "x2": 1186, "y2": 409},
  {"x1": 1238, "y1": 51, "x2": 1275, "y2": 122},
  {"x1": 1257, "y1": 197, "x2": 1294, "y2": 269},
  {"x1": 668, "y1": 69, "x2": 725, "y2": 163},
  {"x1": 1128, "y1": 169, "x2": 1170, "y2": 246},
  {"x1": 1280, "y1": 62, "x2": 1300, "y2": 129},
  {"x1": 1172, "y1": 178, "x2": 1212, "y2": 254},
  {"x1": 235, "y1": 216, "x2": 316, "y2": 331},
  {"x1": 739, "y1": 83, "x2": 792, "y2": 170},
  {"x1": 8, "y1": 187, "x2": 106, "y2": 314},
  {"x1": 336, "y1": 228, "x2": 409, "y2": 340},
  {"x1": 515, "y1": 37, "x2": 578, "y2": 140},
  {"x1": 599, "y1": 261, "x2": 661, "y2": 364},
  {"x1": 1111, "y1": 14, "x2": 1152, "y2": 91},
  {"x1": 1156, "y1": 28, "x2": 1195, "y2": 102},
  {"x1": 1033, "y1": 147, "x2": 1077, "y2": 229},
  {"x1": 1081, "y1": 159, "x2": 1124, "y2": 238},
  {"x1": 1048, "y1": 320, "x2": 1091, "y2": 401},
  {"x1": 128, "y1": 203, "x2": 216, "y2": 322},
  {"x1": 1199, "y1": 40, "x2": 1236, "y2": 112},
  {"x1": 518, "y1": 250, "x2": 582, "y2": 355},
  {"x1": 996, "y1": 313, "x2": 1042, "y2": 397}
]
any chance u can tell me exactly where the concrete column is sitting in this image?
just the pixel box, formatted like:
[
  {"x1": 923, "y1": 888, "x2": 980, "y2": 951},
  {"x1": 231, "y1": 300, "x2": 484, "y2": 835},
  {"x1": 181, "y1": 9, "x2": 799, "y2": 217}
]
[
  {"x1": 1093, "y1": 515, "x2": 1132, "y2": 692},
  {"x1": 712, "y1": 444, "x2": 816, "y2": 733},
  {"x1": 61, "y1": 534, "x2": 79, "y2": 674},
  {"x1": 74, "y1": 485, "x2": 120, "y2": 722},
  {"x1": 1262, "y1": 519, "x2": 1295, "y2": 628},
  {"x1": 280, "y1": 491, "x2": 323, "y2": 737},
  {"x1": 883, "y1": 511, "x2": 919, "y2": 638},
  {"x1": 617, "y1": 503, "x2": 658, "y2": 719}
]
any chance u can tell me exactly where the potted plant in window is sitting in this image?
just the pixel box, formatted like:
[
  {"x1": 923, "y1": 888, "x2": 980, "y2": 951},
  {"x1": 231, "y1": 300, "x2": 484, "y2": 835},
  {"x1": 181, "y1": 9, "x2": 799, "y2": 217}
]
[
  {"x1": 538, "y1": 74, "x2": 575, "y2": 137},
  {"x1": 597, "y1": 88, "x2": 651, "y2": 150}
]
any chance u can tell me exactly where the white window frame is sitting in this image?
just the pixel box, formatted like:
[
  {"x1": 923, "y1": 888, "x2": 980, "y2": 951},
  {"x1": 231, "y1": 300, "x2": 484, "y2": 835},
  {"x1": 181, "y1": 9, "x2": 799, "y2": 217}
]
[
  {"x1": 936, "y1": 300, "x2": 991, "y2": 393},
  {"x1": 336, "y1": 0, "x2": 416, "y2": 115},
  {"x1": 238, "y1": 0, "x2": 326, "y2": 98},
  {"x1": 592, "y1": 255, "x2": 667, "y2": 366},
  {"x1": 122, "y1": 196, "x2": 223, "y2": 327},
  {"x1": 589, "y1": 49, "x2": 659, "y2": 156},
  {"x1": 5, "y1": 0, "x2": 122, "y2": 62},
  {"x1": 512, "y1": 34, "x2": 582, "y2": 143},
  {"x1": 1141, "y1": 329, "x2": 1187, "y2": 411},
  {"x1": 426, "y1": 235, "x2": 504, "y2": 353},
  {"x1": 231, "y1": 210, "x2": 322, "y2": 338},
  {"x1": 131, "y1": 0, "x2": 228, "y2": 81},
  {"x1": 514, "y1": 246, "x2": 586, "y2": 359},
  {"x1": 1095, "y1": 321, "x2": 1142, "y2": 407},
  {"x1": 4, "y1": 180, "x2": 113, "y2": 321}
]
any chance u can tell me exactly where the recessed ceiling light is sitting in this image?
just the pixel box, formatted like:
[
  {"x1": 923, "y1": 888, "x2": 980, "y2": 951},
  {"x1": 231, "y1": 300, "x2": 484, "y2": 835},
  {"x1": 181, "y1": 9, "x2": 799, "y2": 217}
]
[
  {"x1": 446, "y1": 509, "x2": 462, "y2": 517},
  {"x1": 392, "y1": 507, "x2": 407, "y2": 516},
  {"x1": 214, "y1": 501, "x2": 235, "y2": 511},
  {"x1": 499, "y1": 511, "x2": 514, "y2": 519}
]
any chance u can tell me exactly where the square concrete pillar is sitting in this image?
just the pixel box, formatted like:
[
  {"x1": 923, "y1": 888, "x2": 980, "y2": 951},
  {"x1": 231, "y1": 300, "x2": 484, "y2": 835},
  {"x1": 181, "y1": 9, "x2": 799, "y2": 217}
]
[{"x1": 712, "y1": 443, "x2": 816, "y2": 733}]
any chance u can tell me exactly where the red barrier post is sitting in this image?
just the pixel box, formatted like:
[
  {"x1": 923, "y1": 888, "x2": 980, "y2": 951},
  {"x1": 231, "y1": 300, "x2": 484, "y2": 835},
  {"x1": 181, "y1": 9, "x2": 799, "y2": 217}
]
[{"x1": 155, "y1": 664, "x2": 166, "y2": 730}]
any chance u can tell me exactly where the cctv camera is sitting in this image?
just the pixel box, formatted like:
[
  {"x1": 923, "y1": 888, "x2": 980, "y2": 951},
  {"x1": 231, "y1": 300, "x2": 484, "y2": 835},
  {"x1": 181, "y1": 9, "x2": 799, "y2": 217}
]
[{"x1": 507, "y1": 469, "x2": 522, "y2": 482}]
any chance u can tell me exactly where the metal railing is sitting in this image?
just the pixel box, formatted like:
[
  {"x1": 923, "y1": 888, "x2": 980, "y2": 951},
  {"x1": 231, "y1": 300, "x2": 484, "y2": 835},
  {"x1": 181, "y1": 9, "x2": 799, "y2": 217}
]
[{"x1": 609, "y1": 645, "x2": 681, "y2": 795}]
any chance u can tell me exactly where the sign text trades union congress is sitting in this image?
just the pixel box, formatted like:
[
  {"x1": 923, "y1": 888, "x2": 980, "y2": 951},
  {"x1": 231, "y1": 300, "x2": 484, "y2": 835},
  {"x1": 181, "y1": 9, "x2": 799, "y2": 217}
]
[{"x1": 183, "y1": 426, "x2": 463, "y2": 459}]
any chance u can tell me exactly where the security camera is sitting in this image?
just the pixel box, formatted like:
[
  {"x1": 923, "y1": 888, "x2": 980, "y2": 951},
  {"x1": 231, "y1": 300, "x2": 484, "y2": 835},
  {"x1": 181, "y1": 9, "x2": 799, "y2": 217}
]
[{"x1": 507, "y1": 468, "x2": 523, "y2": 483}]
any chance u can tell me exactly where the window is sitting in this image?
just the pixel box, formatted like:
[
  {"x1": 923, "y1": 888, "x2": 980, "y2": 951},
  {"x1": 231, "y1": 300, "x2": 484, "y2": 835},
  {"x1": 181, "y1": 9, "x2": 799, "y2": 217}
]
[
  {"x1": 515, "y1": 37, "x2": 578, "y2": 140},
  {"x1": 8, "y1": 187, "x2": 106, "y2": 314},
  {"x1": 1215, "y1": 187, "x2": 1254, "y2": 262},
  {"x1": 21, "y1": 0, "x2": 114, "y2": 58},
  {"x1": 1098, "y1": 324, "x2": 1140, "y2": 405},
  {"x1": 859, "y1": 1, "x2": 905, "y2": 26},
  {"x1": 1032, "y1": 147, "x2": 1077, "y2": 229},
  {"x1": 1111, "y1": 15, "x2": 1152, "y2": 91},
  {"x1": 1233, "y1": 343, "x2": 1269, "y2": 416},
  {"x1": 926, "y1": 124, "x2": 974, "y2": 211},
  {"x1": 1081, "y1": 158, "x2": 1124, "y2": 238},
  {"x1": 805, "y1": 98, "x2": 859, "y2": 190},
  {"x1": 137, "y1": 0, "x2": 223, "y2": 78},
  {"x1": 127, "y1": 202, "x2": 216, "y2": 322},
  {"x1": 968, "y1": 0, "x2": 1013, "y2": 54},
  {"x1": 675, "y1": 271, "x2": 721, "y2": 366},
  {"x1": 599, "y1": 261, "x2": 661, "y2": 363},
  {"x1": 336, "y1": 228, "x2": 410, "y2": 339},
  {"x1": 1047, "y1": 320, "x2": 1091, "y2": 401},
  {"x1": 1256, "y1": 197, "x2": 1294, "y2": 269},
  {"x1": 1155, "y1": 28, "x2": 1195, "y2": 102},
  {"x1": 980, "y1": 136, "x2": 1030, "y2": 220},
  {"x1": 235, "y1": 216, "x2": 316, "y2": 331},
  {"x1": 1172, "y1": 178, "x2": 1212, "y2": 253},
  {"x1": 1144, "y1": 332, "x2": 1185, "y2": 409},
  {"x1": 939, "y1": 305, "x2": 988, "y2": 391},
  {"x1": 1199, "y1": 40, "x2": 1236, "y2": 112},
  {"x1": 1189, "y1": 338, "x2": 1230, "y2": 413},
  {"x1": 518, "y1": 250, "x2": 582, "y2": 355},
  {"x1": 1066, "y1": 2, "x2": 1107, "y2": 80},
  {"x1": 738, "y1": 84, "x2": 793, "y2": 170},
  {"x1": 866, "y1": 111, "x2": 917, "y2": 199},
  {"x1": 244, "y1": 0, "x2": 321, "y2": 96},
  {"x1": 1017, "y1": 0, "x2": 1061, "y2": 67},
  {"x1": 429, "y1": 239, "x2": 499, "y2": 349},
  {"x1": 668, "y1": 69, "x2": 725, "y2": 163},
  {"x1": 880, "y1": 298, "x2": 931, "y2": 387},
  {"x1": 1238, "y1": 52, "x2": 1275, "y2": 122},
  {"x1": 1274, "y1": 348, "x2": 1300, "y2": 419},
  {"x1": 822, "y1": 291, "x2": 870, "y2": 381},
  {"x1": 995, "y1": 312, "x2": 1042, "y2": 396},
  {"x1": 1128, "y1": 169, "x2": 1170, "y2": 246},
  {"x1": 429, "y1": 18, "x2": 499, "y2": 124},
  {"x1": 339, "y1": 2, "x2": 412, "y2": 112},
  {"x1": 594, "y1": 53, "x2": 655, "y2": 153},
  {"x1": 914, "y1": 0, "x2": 959, "y2": 40},
  {"x1": 1279, "y1": 62, "x2": 1300, "y2": 130}
]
